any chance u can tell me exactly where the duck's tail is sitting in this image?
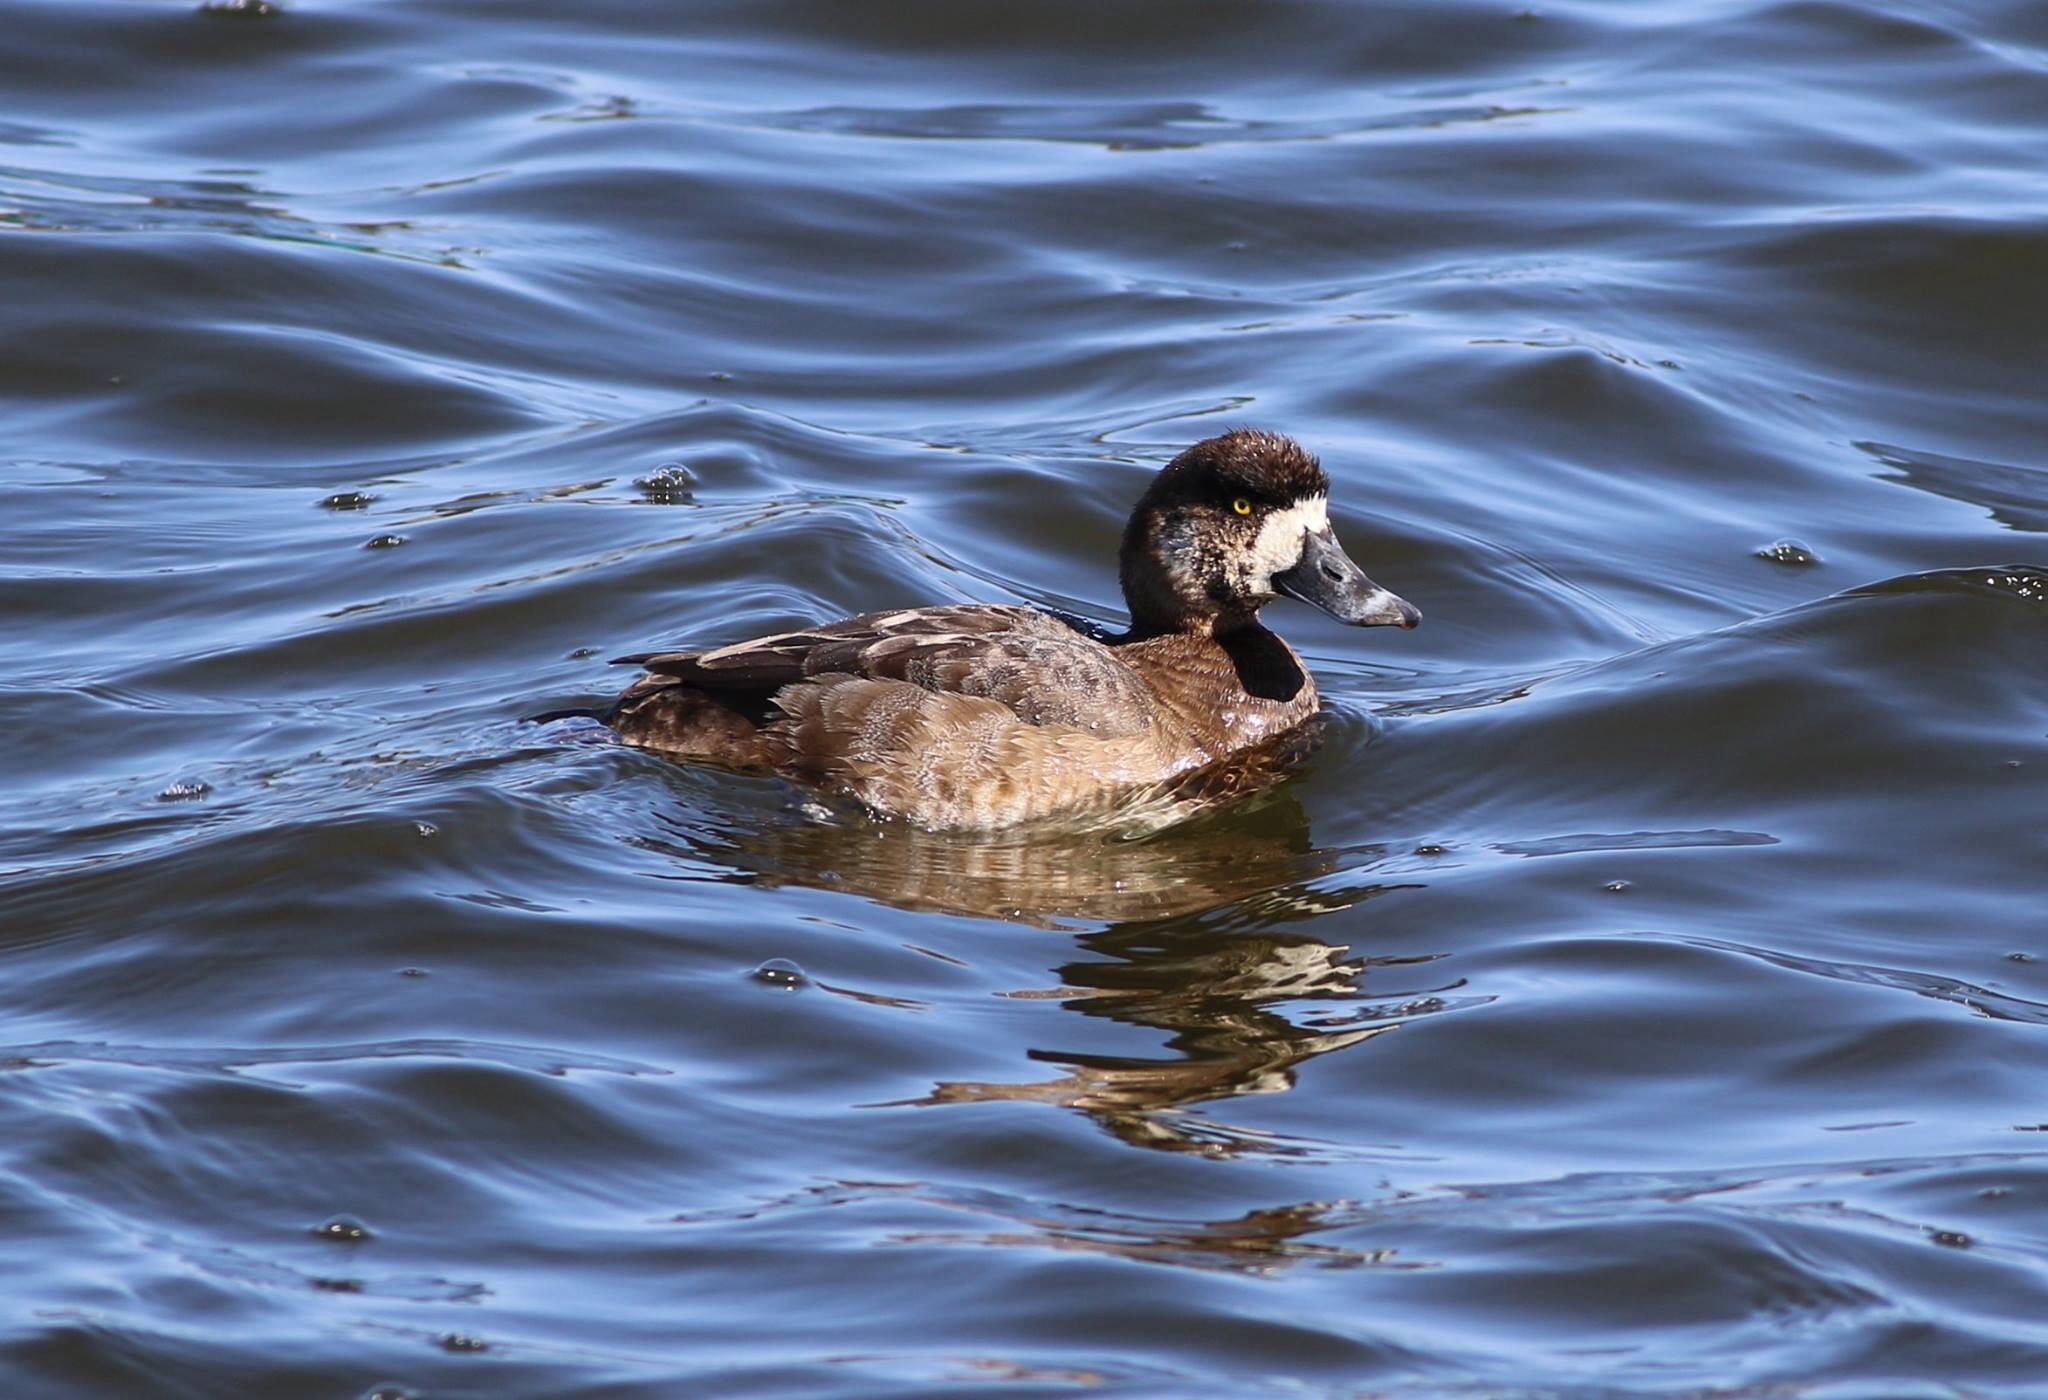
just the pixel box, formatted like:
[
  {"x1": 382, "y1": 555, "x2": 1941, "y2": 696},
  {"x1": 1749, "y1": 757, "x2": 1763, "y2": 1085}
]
[{"x1": 526, "y1": 704, "x2": 610, "y2": 725}]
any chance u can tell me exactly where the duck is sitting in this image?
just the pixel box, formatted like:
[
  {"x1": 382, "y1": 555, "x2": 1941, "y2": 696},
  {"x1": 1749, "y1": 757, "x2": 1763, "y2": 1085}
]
[{"x1": 607, "y1": 429, "x2": 1419, "y2": 830}]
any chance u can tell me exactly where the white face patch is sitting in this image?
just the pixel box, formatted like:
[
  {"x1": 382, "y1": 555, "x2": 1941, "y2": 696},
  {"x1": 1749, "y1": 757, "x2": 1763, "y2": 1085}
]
[{"x1": 1249, "y1": 495, "x2": 1328, "y2": 589}]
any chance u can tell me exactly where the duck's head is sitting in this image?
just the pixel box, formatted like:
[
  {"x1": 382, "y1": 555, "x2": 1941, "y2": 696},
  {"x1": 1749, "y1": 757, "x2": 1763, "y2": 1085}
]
[{"x1": 1119, "y1": 430, "x2": 1421, "y2": 637}]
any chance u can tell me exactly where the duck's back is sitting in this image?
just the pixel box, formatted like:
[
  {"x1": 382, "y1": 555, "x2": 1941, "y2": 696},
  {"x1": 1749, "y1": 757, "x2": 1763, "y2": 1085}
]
[
  {"x1": 610, "y1": 604, "x2": 1208, "y2": 827},
  {"x1": 617, "y1": 604, "x2": 1158, "y2": 733}
]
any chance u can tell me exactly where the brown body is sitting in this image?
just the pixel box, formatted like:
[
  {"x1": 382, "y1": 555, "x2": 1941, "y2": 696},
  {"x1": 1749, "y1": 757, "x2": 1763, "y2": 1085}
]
[
  {"x1": 607, "y1": 431, "x2": 1419, "y2": 831},
  {"x1": 611, "y1": 605, "x2": 1320, "y2": 830}
]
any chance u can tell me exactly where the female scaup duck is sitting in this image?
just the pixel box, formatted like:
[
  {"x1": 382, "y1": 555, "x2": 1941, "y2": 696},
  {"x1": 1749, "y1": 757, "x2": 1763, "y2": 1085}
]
[{"x1": 609, "y1": 430, "x2": 1419, "y2": 830}]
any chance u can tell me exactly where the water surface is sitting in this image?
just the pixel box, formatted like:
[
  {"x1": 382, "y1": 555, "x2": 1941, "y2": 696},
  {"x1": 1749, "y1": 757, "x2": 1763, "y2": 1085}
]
[{"x1": 3, "y1": 1, "x2": 2047, "y2": 1395}]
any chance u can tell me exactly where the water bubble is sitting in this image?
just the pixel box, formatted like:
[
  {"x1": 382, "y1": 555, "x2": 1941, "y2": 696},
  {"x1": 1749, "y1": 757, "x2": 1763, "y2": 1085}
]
[
  {"x1": 361, "y1": 1387, "x2": 412, "y2": 1400},
  {"x1": 1979, "y1": 1186, "x2": 2012, "y2": 1199},
  {"x1": 313, "y1": 1215, "x2": 371, "y2": 1243},
  {"x1": 319, "y1": 491, "x2": 375, "y2": 511},
  {"x1": 438, "y1": 1333, "x2": 488, "y2": 1354},
  {"x1": 1415, "y1": 843, "x2": 1448, "y2": 856},
  {"x1": 635, "y1": 463, "x2": 697, "y2": 503},
  {"x1": 1602, "y1": 880, "x2": 1632, "y2": 893},
  {"x1": 2008, "y1": 953, "x2": 2034, "y2": 963},
  {"x1": 1756, "y1": 539, "x2": 1819, "y2": 567},
  {"x1": 412, "y1": 821, "x2": 438, "y2": 838},
  {"x1": 157, "y1": 778, "x2": 211, "y2": 802},
  {"x1": 200, "y1": 0, "x2": 280, "y2": 15},
  {"x1": 364, "y1": 534, "x2": 407, "y2": 550},
  {"x1": 750, "y1": 958, "x2": 808, "y2": 991}
]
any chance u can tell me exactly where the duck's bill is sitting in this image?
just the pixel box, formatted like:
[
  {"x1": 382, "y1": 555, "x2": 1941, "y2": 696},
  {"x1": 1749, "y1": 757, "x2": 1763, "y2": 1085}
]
[{"x1": 1274, "y1": 527, "x2": 1422, "y2": 629}]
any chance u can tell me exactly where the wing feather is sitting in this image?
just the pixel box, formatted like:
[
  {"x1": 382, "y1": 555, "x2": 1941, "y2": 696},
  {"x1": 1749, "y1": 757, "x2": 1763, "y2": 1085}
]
[{"x1": 637, "y1": 605, "x2": 1153, "y2": 737}]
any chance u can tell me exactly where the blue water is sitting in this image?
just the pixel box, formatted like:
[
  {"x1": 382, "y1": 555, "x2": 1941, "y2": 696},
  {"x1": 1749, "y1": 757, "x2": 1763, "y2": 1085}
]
[{"x1": 3, "y1": 1, "x2": 2046, "y2": 1395}]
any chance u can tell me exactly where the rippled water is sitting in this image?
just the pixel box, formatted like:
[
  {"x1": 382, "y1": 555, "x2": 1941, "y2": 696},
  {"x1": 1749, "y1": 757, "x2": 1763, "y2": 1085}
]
[{"x1": 5, "y1": 1, "x2": 2047, "y2": 1395}]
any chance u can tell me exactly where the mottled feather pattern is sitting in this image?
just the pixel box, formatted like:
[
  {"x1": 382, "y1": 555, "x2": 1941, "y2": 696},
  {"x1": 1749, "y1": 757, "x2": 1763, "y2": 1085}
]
[
  {"x1": 638, "y1": 605, "x2": 1157, "y2": 736},
  {"x1": 611, "y1": 607, "x2": 1322, "y2": 829}
]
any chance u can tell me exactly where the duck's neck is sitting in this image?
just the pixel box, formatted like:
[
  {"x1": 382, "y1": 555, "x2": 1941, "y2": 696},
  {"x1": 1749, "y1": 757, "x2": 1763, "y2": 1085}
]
[
  {"x1": 1212, "y1": 619, "x2": 1307, "y2": 703},
  {"x1": 1115, "y1": 521, "x2": 1301, "y2": 700},
  {"x1": 1119, "y1": 607, "x2": 1256, "y2": 642},
  {"x1": 1115, "y1": 611, "x2": 1308, "y2": 705},
  {"x1": 1117, "y1": 541, "x2": 1248, "y2": 640}
]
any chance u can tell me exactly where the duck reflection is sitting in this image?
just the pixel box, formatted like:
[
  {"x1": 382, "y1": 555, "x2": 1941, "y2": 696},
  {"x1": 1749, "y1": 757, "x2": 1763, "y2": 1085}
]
[
  {"x1": 882, "y1": 1190, "x2": 1413, "y2": 1275},
  {"x1": 676, "y1": 1179, "x2": 1420, "y2": 1277},
  {"x1": 901, "y1": 915, "x2": 1449, "y2": 1157},
  {"x1": 649, "y1": 734, "x2": 1461, "y2": 1157}
]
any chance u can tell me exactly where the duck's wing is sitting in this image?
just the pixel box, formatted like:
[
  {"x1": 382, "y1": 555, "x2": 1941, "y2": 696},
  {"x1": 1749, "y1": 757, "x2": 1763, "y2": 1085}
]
[{"x1": 634, "y1": 604, "x2": 1155, "y2": 736}]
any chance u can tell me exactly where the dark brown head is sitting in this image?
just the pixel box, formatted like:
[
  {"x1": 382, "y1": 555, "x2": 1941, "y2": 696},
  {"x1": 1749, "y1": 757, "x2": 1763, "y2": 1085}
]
[{"x1": 1119, "y1": 430, "x2": 1421, "y2": 636}]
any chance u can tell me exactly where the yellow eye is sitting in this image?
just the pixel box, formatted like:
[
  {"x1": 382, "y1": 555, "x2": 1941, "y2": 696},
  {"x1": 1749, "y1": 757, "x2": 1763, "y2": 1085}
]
[{"x1": 1231, "y1": 497, "x2": 1253, "y2": 517}]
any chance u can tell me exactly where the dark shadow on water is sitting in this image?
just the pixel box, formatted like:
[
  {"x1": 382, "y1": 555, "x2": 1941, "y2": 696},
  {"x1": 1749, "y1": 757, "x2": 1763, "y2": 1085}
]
[{"x1": 1861, "y1": 439, "x2": 2048, "y2": 534}]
